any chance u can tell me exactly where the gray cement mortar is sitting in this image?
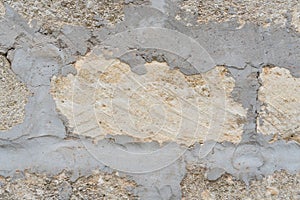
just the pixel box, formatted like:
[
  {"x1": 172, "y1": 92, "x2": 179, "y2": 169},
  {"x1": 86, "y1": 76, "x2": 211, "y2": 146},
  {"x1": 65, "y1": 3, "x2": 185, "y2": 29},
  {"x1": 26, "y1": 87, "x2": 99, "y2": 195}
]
[{"x1": 0, "y1": 2, "x2": 300, "y2": 199}]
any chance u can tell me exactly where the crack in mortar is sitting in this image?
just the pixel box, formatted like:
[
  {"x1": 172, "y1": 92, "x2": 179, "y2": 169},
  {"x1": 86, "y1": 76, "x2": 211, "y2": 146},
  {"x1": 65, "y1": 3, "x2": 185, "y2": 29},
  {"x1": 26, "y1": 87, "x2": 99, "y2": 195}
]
[
  {"x1": 255, "y1": 68, "x2": 262, "y2": 137},
  {"x1": 254, "y1": 68, "x2": 262, "y2": 137}
]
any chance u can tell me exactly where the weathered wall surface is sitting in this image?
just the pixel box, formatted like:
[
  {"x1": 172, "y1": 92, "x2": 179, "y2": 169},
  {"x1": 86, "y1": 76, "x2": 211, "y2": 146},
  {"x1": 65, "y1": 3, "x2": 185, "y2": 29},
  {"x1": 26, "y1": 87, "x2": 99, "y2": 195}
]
[
  {"x1": 0, "y1": 0, "x2": 300, "y2": 199},
  {"x1": 0, "y1": 55, "x2": 29, "y2": 130}
]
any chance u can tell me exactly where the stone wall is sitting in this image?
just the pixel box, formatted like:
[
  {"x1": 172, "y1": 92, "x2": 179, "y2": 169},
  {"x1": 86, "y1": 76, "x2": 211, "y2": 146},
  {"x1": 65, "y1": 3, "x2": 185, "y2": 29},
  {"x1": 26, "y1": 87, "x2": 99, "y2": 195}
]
[{"x1": 0, "y1": 0, "x2": 299, "y2": 199}]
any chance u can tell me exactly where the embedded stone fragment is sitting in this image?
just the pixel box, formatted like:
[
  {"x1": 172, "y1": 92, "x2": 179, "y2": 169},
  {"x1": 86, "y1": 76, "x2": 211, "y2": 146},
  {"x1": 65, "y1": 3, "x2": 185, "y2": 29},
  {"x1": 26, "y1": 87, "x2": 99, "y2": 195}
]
[
  {"x1": 0, "y1": 55, "x2": 29, "y2": 130},
  {"x1": 292, "y1": 5, "x2": 300, "y2": 32},
  {"x1": 258, "y1": 67, "x2": 300, "y2": 143},
  {"x1": 51, "y1": 51, "x2": 247, "y2": 145},
  {"x1": 0, "y1": 2, "x2": 5, "y2": 17}
]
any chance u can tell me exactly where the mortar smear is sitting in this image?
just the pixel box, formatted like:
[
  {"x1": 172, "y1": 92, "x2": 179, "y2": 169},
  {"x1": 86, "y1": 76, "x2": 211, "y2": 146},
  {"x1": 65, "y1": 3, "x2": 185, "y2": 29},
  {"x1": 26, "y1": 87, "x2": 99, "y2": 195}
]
[
  {"x1": 50, "y1": 52, "x2": 247, "y2": 145},
  {"x1": 0, "y1": 55, "x2": 29, "y2": 131},
  {"x1": 258, "y1": 66, "x2": 300, "y2": 143}
]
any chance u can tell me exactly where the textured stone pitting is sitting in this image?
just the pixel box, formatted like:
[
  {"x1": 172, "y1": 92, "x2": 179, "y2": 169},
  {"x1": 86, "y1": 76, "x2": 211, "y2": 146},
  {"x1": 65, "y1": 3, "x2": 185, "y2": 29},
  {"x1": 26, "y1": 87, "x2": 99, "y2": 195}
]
[
  {"x1": 51, "y1": 51, "x2": 247, "y2": 145},
  {"x1": 0, "y1": 171, "x2": 137, "y2": 199},
  {"x1": 4, "y1": 0, "x2": 149, "y2": 31},
  {"x1": 0, "y1": 55, "x2": 29, "y2": 131},
  {"x1": 258, "y1": 66, "x2": 300, "y2": 143},
  {"x1": 181, "y1": 165, "x2": 300, "y2": 200},
  {"x1": 177, "y1": 0, "x2": 300, "y2": 30}
]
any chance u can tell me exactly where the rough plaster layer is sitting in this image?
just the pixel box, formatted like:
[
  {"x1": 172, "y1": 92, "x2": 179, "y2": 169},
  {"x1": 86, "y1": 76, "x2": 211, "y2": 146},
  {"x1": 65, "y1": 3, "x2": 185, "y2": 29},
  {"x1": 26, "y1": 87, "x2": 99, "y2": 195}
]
[
  {"x1": 0, "y1": 55, "x2": 29, "y2": 130},
  {"x1": 258, "y1": 67, "x2": 300, "y2": 143},
  {"x1": 3, "y1": 0, "x2": 149, "y2": 31},
  {"x1": 181, "y1": 165, "x2": 300, "y2": 200},
  {"x1": 51, "y1": 52, "x2": 247, "y2": 145},
  {"x1": 177, "y1": 0, "x2": 300, "y2": 30},
  {"x1": 0, "y1": 171, "x2": 137, "y2": 199}
]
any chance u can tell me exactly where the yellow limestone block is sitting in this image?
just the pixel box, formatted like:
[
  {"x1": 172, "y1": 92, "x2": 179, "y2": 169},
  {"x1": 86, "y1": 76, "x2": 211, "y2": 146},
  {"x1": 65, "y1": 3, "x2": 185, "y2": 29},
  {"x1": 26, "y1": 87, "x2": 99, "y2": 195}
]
[{"x1": 51, "y1": 52, "x2": 247, "y2": 145}]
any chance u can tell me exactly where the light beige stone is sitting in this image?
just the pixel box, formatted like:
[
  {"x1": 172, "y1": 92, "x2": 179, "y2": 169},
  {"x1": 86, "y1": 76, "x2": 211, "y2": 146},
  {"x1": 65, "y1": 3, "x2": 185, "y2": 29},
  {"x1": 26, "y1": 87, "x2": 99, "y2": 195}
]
[
  {"x1": 0, "y1": 1, "x2": 5, "y2": 17},
  {"x1": 292, "y1": 6, "x2": 300, "y2": 32},
  {"x1": 258, "y1": 67, "x2": 300, "y2": 143},
  {"x1": 51, "y1": 51, "x2": 247, "y2": 145},
  {"x1": 0, "y1": 55, "x2": 29, "y2": 131}
]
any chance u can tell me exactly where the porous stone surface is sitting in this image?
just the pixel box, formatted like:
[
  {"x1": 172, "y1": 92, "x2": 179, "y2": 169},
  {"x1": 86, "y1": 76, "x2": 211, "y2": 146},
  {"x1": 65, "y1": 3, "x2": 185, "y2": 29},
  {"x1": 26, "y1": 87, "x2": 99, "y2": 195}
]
[
  {"x1": 0, "y1": 55, "x2": 29, "y2": 130},
  {"x1": 3, "y1": 0, "x2": 149, "y2": 31},
  {"x1": 181, "y1": 165, "x2": 300, "y2": 200},
  {"x1": 0, "y1": 171, "x2": 137, "y2": 199},
  {"x1": 258, "y1": 66, "x2": 300, "y2": 143},
  {"x1": 176, "y1": 0, "x2": 300, "y2": 30},
  {"x1": 51, "y1": 53, "x2": 247, "y2": 144}
]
